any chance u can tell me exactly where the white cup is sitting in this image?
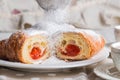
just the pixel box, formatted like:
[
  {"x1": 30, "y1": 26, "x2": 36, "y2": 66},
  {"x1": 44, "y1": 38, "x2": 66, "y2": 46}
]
[
  {"x1": 111, "y1": 42, "x2": 120, "y2": 72},
  {"x1": 114, "y1": 26, "x2": 120, "y2": 41}
]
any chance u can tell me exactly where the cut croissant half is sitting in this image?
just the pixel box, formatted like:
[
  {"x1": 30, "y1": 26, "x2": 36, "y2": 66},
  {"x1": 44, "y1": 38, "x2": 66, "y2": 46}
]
[
  {"x1": 0, "y1": 30, "x2": 50, "y2": 64},
  {"x1": 54, "y1": 30, "x2": 105, "y2": 61}
]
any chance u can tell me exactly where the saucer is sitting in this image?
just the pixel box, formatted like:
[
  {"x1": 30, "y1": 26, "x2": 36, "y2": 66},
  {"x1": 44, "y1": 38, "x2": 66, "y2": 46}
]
[{"x1": 94, "y1": 60, "x2": 120, "y2": 80}]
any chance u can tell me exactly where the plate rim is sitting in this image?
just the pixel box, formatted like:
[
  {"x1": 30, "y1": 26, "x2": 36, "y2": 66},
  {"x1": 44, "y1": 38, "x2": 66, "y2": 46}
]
[
  {"x1": 94, "y1": 60, "x2": 120, "y2": 80},
  {"x1": 0, "y1": 47, "x2": 109, "y2": 70}
]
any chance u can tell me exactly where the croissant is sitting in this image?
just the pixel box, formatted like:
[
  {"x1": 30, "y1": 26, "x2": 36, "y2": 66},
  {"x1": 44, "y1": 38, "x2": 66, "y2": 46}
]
[
  {"x1": 0, "y1": 40, "x2": 7, "y2": 59},
  {"x1": 0, "y1": 30, "x2": 50, "y2": 64},
  {"x1": 54, "y1": 29, "x2": 105, "y2": 61}
]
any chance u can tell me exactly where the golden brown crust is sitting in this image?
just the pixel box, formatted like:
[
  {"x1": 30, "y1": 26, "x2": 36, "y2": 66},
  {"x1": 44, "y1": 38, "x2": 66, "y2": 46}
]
[
  {"x1": 80, "y1": 32, "x2": 105, "y2": 58},
  {"x1": 0, "y1": 31, "x2": 50, "y2": 64},
  {"x1": 56, "y1": 31, "x2": 105, "y2": 60},
  {"x1": 0, "y1": 40, "x2": 8, "y2": 59},
  {"x1": 6, "y1": 32, "x2": 26, "y2": 62}
]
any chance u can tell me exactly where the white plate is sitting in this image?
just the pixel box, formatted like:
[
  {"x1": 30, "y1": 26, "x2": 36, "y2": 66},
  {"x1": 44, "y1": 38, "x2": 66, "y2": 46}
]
[
  {"x1": 94, "y1": 59, "x2": 120, "y2": 80},
  {"x1": 0, "y1": 47, "x2": 109, "y2": 72}
]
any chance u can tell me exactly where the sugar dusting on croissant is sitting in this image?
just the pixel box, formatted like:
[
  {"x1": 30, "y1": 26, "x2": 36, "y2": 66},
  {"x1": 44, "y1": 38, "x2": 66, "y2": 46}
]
[
  {"x1": 0, "y1": 30, "x2": 50, "y2": 64},
  {"x1": 53, "y1": 29, "x2": 105, "y2": 61}
]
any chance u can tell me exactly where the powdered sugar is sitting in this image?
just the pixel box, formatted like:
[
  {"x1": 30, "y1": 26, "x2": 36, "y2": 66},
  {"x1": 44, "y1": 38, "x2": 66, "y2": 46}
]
[
  {"x1": 79, "y1": 29, "x2": 102, "y2": 42},
  {"x1": 22, "y1": 28, "x2": 48, "y2": 37},
  {"x1": 32, "y1": 19, "x2": 103, "y2": 43},
  {"x1": 44, "y1": 9, "x2": 69, "y2": 24},
  {"x1": 32, "y1": 21, "x2": 76, "y2": 36},
  {"x1": 53, "y1": 28, "x2": 102, "y2": 41}
]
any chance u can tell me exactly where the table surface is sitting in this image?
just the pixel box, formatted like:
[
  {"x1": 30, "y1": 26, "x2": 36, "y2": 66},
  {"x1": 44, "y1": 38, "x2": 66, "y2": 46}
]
[{"x1": 0, "y1": 62, "x2": 105, "y2": 80}]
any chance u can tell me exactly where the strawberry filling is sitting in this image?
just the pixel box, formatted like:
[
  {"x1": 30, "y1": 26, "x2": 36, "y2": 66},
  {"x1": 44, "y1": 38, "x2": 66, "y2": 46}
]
[
  {"x1": 30, "y1": 47, "x2": 42, "y2": 60},
  {"x1": 61, "y1": 44, "x2": 80, "y2": 56}
]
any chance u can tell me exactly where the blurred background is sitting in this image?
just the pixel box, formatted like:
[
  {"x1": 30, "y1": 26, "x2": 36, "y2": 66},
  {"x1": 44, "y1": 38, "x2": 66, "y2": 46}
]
[
  {"x1": 0, "y1": 0, "x2": 119, "y2": 80},
  {"x1": 0, "y1": 0, "x2": 120, "y2": 43}
]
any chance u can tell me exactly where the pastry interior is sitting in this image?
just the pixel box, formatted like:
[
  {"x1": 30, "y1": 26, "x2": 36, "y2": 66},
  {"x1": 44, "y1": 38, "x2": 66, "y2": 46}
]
[
  {"x1": 21, "y1": 35, "x2": 50, "y2": 64},
  {"x1": 55, "y1": 32, "x2": 92, "y2": 60}
]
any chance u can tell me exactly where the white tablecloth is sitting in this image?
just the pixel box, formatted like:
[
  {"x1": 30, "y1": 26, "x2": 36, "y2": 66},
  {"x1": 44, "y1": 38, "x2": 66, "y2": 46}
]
[{"x1": 0, "y1": 60, "x2": 107, "y2": 80}]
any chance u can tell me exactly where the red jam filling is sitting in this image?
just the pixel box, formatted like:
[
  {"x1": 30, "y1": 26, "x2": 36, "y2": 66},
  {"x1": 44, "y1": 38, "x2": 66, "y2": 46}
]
[
  {"x1": 61, "y1": 44, "x2": 80, "y2": 56},
  {"x1": 30, "y1": 47, "x2": 42, "y2": 60}
]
